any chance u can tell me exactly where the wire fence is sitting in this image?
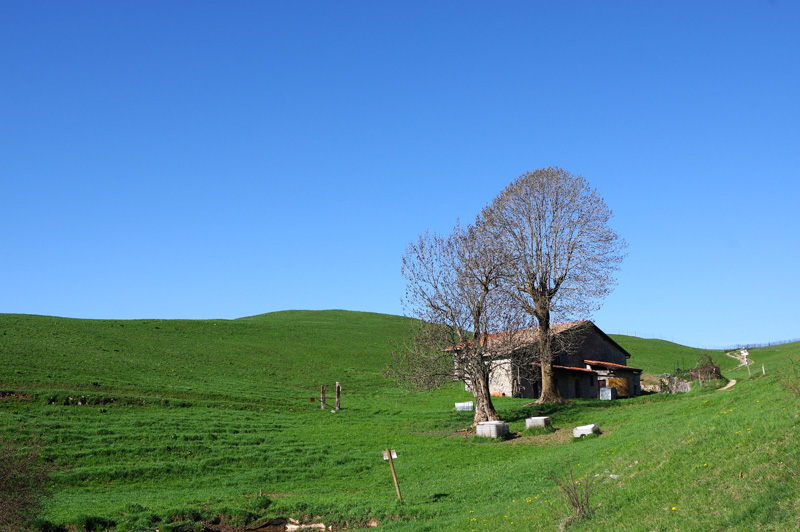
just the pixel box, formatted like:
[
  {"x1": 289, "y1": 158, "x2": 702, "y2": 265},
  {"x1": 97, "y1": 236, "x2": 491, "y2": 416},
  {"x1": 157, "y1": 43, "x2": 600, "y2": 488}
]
[{"x1": 726, "y1": 338, "x2": 800, "y2": 350}]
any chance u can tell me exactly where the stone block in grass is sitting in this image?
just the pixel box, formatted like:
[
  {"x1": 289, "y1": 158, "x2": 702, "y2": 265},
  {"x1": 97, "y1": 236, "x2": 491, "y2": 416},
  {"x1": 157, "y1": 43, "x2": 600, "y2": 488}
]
[
  {"x1": 525, "y1": 416, "x2": 551, "y2": 429},
  {"x1": 476, "y1": 421, "x2": 509, "y2": 438},
  {"x1": 455, "y1": 401, "x2": 474, "y2": 411},
  {"x1": 573, "y1": 424, "x2": 600, "y2": 439}
]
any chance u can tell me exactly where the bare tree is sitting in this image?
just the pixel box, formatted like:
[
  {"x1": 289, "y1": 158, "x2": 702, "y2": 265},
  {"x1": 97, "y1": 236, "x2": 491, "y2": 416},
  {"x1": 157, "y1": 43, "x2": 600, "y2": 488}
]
[
  {"x1": 389, "y1": 219, "x2": 526, "y2": 424},
  {"x1": 482, "y1": 167, "x2": 626, "y2": 403}
]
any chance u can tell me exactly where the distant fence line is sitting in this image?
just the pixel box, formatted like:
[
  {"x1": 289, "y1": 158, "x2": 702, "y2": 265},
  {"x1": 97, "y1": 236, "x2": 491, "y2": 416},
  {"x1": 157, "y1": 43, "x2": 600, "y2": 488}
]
[
  {"x1": 609, "y1": 331, "x2": 800, "y2": 351},
  {"x1": 727, "y1": 339, "x2": 800, "y2": 350}
]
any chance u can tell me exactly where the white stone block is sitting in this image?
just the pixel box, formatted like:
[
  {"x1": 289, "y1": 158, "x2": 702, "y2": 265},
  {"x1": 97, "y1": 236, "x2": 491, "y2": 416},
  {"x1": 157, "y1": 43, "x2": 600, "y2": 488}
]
[
  {"x1": 455, "y1": 401, "x2": 474, "y2": 411},
  {"x1": 525, "y1": 416, "x2": 551, "y2": 429},
  {"x1": 600, "y1": 387, "x2": 617, "y2": 400},
  {"x1": 573, "y1": 424, "x2": 599, "y2": 438},
  {"x1": 476, "y1": 421, "x2": 509, "y2": 438}
]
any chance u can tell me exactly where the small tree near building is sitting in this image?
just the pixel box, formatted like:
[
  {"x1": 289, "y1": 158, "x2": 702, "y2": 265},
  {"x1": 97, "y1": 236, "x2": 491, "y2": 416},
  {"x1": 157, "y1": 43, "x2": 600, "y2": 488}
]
[{"x1": 389, "y1": 219, "x2": 526, "y2": 424}]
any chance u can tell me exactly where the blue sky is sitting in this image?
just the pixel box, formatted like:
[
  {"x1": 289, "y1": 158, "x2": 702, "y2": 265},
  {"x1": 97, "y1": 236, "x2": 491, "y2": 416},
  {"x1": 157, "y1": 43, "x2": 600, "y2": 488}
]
[{"x1": 2, "y1": 1, "x2": 798, "y2": 348}]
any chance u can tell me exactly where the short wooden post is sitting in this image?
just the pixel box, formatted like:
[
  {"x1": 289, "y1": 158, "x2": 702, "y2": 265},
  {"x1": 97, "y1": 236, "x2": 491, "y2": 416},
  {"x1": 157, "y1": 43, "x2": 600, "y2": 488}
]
[
  {"x1": 384, "y1": 449, "x2": 402, "y2": 502},
  {"x1": 335, "y1": 382, "x2": 341, "y2": 410},
  {"x1": 762, "y1": 364, "x2": 765, "y2": 376},
  {"x1": 321, "y1": 385, "x2": 326, "y2": 410}
]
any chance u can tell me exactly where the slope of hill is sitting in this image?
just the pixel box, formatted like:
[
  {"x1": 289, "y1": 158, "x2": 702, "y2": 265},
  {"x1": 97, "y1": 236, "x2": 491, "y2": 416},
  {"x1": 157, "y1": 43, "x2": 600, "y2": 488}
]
[
  {"x1": 1, "y1": 311, "x2": 798, "y2": 532},
  {"x1": 610, "y1": 334, "x2": 737, "y2": 375},
  {"x1": 1, "y1": 310, "x2": 410, "y2": 404}
]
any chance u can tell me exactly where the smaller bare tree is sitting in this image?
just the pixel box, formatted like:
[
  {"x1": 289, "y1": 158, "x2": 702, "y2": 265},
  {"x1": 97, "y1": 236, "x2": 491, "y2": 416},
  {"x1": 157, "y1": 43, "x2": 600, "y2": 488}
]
[
  {"x1": 549, "y1": 460, "x2": 595, "y2": 520},
  {"x1": 389, "y1": 219, "x2": 527, "y2": 424}
]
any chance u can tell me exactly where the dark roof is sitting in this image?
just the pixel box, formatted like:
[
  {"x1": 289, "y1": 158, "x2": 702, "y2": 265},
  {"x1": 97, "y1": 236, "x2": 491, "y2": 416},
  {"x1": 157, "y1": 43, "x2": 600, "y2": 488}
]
[{"x1": 446, "y1": 320, "x2": 634, "y2": 361}]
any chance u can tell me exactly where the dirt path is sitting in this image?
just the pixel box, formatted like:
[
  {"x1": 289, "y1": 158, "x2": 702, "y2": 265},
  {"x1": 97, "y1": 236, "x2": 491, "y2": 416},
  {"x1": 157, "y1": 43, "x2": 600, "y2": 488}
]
[{"x1": 718, "y1": 379, "x2": 737, "y2": 391}]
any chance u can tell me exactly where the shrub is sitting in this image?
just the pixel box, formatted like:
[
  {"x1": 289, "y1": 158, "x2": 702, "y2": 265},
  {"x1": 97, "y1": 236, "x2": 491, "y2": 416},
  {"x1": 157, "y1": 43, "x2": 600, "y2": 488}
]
[
  {"x1": 781, "y1": 359, "x2": 800, "y2": 397},
  {"x1": 548, "y1": 460, "x2": 595, "y2": 520},
  {"x1": 0, "y1": 434, "x2": 51, "y2": 532}
]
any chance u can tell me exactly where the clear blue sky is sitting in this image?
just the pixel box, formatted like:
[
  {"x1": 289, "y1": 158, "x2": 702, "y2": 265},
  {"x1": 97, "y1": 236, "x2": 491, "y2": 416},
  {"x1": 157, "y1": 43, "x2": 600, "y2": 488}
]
[{"x1": 2, "y1": 1, "x2": 798, "y2": 348}]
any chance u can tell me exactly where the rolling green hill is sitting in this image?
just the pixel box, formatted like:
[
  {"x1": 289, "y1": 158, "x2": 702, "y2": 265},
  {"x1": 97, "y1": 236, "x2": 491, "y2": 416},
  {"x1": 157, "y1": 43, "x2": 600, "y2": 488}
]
[
  {"x1": 611, "y1": 334, "x2": 739, "y2": 375},
  {"x1": 1, "y1": 311, "x2": 799, "y2": 531}
]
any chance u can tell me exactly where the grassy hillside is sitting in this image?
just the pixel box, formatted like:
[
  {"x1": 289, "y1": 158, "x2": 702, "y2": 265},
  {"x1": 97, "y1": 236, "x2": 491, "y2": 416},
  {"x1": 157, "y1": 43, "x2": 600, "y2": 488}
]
[
  {"x1": 610, "y1": 334, "x2": 737, "y2": 375},
  {"x1": 1, "y1": 310, "x2": 407, "y2": 404},
  {"x1": 1, "y1": 311, "x2": 799, "y2": 531}
]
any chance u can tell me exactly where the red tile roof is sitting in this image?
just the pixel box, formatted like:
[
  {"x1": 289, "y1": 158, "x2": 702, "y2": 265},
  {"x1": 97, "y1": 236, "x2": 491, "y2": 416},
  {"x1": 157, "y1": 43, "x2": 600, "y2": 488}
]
[
  {"x1": 446, "y1": 321, "x2": 590, "y2": 351},
  {"x1": 532, "y1": 362, "x2": 597, "y2": 374},
  {"x1": 584, "y1": 360, "x2": 642, "y2": 372}
]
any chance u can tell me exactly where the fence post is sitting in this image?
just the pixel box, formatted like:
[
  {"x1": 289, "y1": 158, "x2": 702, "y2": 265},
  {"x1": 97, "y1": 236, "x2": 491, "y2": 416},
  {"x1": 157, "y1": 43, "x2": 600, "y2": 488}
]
[
  {"x1": 336, "y1": 382, "x2": 341, "y2": 410},
  {"x1": 321, "y1": 385, "x2": 326, "y2": 410}
]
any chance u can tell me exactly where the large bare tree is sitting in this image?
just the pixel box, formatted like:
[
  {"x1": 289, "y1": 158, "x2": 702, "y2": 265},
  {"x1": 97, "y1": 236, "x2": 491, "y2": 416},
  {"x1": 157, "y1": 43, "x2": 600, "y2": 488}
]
[
  {"x1": 482, "y1": 167, "x2": 626, "y2": 403},
  {"x1": 389, "y1": 219, "x2": 525, "y2": 424}
]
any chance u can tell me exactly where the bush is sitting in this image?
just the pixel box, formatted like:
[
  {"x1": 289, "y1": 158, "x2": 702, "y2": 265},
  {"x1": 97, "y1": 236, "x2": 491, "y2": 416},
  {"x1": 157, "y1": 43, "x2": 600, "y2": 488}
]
[
  {"x1": 781, "y1": 359, "x2": 800, "y2": 397},
  {"x1": 0, "y1": 434, "x2": 51, "y2": 532},
  {"x1": 548, "y1": 461, "x2": 595, "y2": 520}
]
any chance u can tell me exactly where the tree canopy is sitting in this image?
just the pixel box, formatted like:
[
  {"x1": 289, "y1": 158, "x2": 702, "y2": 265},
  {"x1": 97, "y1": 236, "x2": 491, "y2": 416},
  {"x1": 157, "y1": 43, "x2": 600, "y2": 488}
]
[{"x1": 393, "y1": 167, "x2": 626, "y2": 407}]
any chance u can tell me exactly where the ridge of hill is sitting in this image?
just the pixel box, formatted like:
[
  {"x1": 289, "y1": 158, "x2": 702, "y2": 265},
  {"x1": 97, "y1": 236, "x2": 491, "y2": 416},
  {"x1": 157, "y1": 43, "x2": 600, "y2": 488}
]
[
  {"x1": 0, "y1": 310, "x2": 411, "y2": 404},
  {"x1": 2, "y1": 309, "x2": 733, "y2": 394}
]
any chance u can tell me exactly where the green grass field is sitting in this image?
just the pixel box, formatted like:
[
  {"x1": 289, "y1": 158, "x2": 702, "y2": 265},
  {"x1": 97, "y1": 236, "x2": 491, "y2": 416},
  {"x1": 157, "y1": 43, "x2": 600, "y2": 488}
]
[{"x1": 2, "y1": 310, "x2": 799, "y2": 531}]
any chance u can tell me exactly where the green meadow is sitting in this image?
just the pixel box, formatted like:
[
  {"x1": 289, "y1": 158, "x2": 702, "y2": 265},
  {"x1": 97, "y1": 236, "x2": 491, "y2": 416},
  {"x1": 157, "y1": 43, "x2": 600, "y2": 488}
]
[{"x1": 1, "y1": 310, "x2": 799, "y2": 531}]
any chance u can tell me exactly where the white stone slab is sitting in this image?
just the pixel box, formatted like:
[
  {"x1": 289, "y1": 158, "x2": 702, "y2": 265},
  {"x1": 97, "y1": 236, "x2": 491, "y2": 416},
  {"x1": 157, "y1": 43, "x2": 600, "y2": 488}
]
[
  {"x1": 455, "y1": 401, "x2": 474, "y2": 411},
  {"x1": 573, "y1": 424, "x2": 599, "y2": 438},
  {"x1": 600, "y1": 387, "x2": 617, "y2": 400},
  {"x1": 525, "y1": 416, "x2": 551, "y2": 429},
  {"x1": 476, "y1": 421, "x2": 509, "y2": 438}
]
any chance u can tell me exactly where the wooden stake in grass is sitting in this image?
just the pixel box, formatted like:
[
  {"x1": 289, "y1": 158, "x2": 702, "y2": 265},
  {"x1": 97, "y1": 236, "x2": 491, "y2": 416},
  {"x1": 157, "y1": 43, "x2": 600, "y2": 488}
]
[
  {"x1": 321, "y1": 385, "x2": 326, "y2": 410},
  {"x1": 336, "y1": 382, "x2": 341, "y2": 410},
  {"x1": 383, "y1": 449, "x2": 402, "y2": 502}
]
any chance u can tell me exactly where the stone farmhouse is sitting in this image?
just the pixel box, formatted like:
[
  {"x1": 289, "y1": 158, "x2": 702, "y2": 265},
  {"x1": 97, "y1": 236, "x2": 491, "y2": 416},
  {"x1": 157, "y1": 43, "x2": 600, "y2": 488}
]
[{"x1": 483, "y1": 321, "x2": 643, "y2": 399}]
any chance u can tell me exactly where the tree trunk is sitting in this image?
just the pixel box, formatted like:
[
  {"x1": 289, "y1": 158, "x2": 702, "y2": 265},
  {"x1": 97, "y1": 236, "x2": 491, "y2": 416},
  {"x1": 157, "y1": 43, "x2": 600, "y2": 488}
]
[
  {"x1": 536, "y1": 316, "x2": 565, "y2": 404},
  {"x1": 471, "y1": 369, "x2": 500, "y2": 424}
]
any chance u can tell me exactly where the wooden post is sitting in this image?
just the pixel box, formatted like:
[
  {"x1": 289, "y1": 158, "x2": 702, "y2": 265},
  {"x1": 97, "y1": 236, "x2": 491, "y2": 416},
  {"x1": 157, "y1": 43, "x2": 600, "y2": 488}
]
[
  {"x1": 321, "y1": 385, "x2": 326, "y2": 410},
  {"x1": 384, "y1": 449, "x2": 402, "y2": 502},
  {"x1": 335, "y1": 382, "x2": 341, "y2": 410},
  {"x1": 762, "y1": 364, "x2": 765, "y2": 376}
]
